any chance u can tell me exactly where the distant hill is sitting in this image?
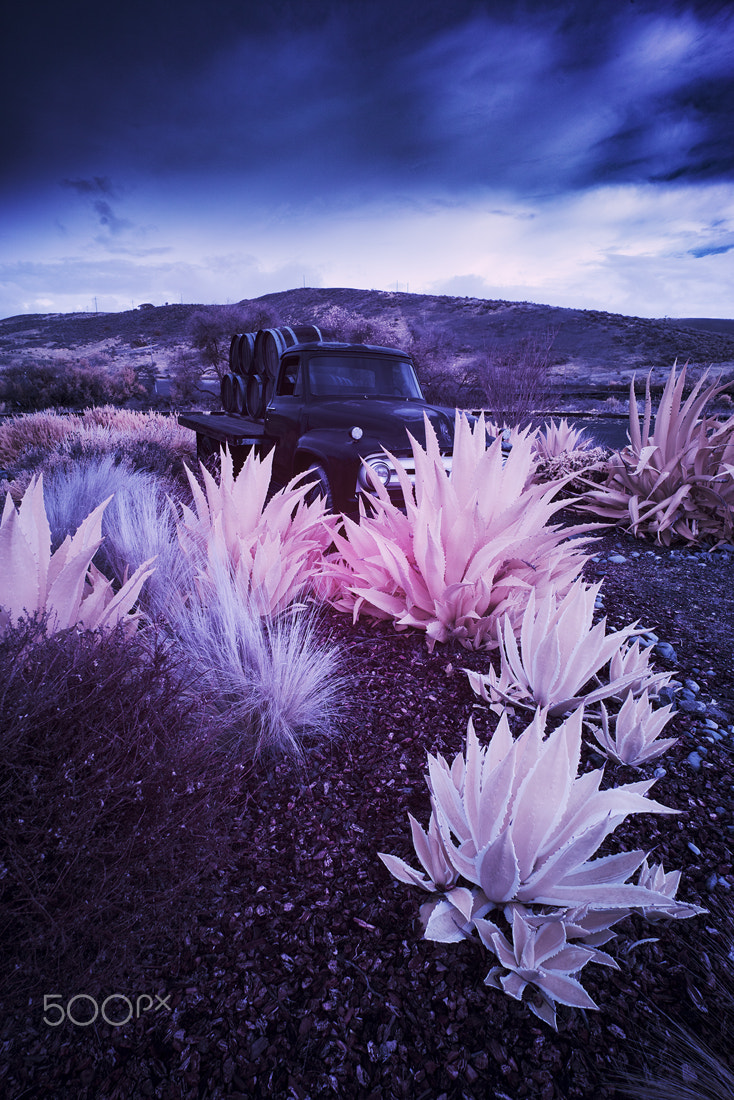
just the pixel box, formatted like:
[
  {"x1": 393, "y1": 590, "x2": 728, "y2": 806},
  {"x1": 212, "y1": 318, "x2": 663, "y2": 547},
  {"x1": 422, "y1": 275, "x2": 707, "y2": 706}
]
[{"x1": 1, "y1": 289, "x2": 733, "y2": 400}]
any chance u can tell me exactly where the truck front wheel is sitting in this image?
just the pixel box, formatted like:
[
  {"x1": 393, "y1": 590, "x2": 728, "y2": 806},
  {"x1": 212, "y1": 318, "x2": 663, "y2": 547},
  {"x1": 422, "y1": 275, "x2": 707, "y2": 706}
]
[{"x1": 303, "y1": 463, "x2": 333, "y2": 511}]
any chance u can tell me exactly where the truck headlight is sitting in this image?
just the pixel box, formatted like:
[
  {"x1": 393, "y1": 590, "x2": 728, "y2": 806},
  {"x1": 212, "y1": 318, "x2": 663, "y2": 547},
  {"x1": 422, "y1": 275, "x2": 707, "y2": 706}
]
[{"x1": 358, "y1": 458, "x2": 393, "y2": 489}]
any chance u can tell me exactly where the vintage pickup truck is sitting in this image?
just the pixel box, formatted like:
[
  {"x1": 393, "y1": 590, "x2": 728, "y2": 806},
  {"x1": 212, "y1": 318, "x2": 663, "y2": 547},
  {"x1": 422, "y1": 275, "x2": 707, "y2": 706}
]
[{"x1": 178, "y1": 332, "x2": 481, "y2": 515}]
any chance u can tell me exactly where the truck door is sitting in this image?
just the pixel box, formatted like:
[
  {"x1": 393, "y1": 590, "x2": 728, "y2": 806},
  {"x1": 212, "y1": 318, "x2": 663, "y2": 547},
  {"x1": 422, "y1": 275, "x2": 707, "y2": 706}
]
[{"x1": 264, "y1": 354, "x2": 304, "y2": 485}]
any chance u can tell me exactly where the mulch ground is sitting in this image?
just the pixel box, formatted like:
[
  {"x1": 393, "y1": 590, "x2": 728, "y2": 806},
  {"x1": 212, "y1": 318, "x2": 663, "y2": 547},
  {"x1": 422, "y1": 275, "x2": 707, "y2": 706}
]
[{"x1": 2, "y1": 520, "x2": 733, "y2": 1100}]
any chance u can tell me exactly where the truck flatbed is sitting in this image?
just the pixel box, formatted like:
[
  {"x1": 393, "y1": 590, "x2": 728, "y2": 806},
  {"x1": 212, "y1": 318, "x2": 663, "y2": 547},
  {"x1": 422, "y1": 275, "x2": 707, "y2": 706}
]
[{"x1": 178, "y1": 410, "x2": 270, "y2": 447}]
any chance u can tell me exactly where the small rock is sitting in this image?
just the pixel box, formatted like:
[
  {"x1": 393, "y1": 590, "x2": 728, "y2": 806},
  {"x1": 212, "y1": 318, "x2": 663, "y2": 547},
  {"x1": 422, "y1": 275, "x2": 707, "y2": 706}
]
[
  {"x1": 608, "y1": 553, "x2": 627, "y2": 563},
  {"x1": 654, "y1": 642, "x2": 677, "y2": 662},
  {"x1": 683, "y1": 679, "x2": 701, "y2": 694},
  {"x1": 687, "y1": 752, "x2": 703, "y2": 770},
  {"x1": 678, "y1": 698, "x2": 707, "y2": 715},
  {"x1": 687, "y1": 842, "x2": 702, "y2": 857},
  {"x1": 705, "y1": 873, "x2": 719, "y2": 891}
]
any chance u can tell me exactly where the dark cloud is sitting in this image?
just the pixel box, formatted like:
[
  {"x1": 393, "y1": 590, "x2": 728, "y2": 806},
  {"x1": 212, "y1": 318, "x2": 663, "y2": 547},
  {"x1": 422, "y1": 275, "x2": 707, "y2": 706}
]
[
  {"x1": 689, "y1": 243, "x2": 734, "y2": 257},
  {"x1": 2, "y1": 0, "x2": 733, "y2": 204}
]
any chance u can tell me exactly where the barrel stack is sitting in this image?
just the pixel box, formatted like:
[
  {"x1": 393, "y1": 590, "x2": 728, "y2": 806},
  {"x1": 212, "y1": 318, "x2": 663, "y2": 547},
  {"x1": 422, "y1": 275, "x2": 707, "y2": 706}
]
[{"x1": 221, "y1": 325, "x2": 323, "y2": 417}]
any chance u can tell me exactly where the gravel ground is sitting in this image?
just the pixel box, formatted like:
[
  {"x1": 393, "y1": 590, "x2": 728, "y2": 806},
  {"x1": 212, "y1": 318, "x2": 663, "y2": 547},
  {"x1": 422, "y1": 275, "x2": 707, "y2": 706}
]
[{"x1": 1, "y1": 521, "x2": 733, "y2": 1100}]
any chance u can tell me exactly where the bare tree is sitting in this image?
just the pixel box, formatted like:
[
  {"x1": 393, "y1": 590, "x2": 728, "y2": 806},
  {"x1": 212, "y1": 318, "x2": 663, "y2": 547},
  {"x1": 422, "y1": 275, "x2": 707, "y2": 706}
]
[
  {"x1": 479, "y1": 329, "x2": 557, "y2": 428},
  {"x1": 186, "y1": 304, "x2": 280, "y2": 379}
]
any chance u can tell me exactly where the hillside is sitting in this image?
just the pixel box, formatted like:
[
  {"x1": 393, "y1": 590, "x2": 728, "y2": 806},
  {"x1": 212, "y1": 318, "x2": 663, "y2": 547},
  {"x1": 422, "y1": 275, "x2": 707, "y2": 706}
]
[{"x1": 1, "y1": 289, "x2": 734, "y2": 401}]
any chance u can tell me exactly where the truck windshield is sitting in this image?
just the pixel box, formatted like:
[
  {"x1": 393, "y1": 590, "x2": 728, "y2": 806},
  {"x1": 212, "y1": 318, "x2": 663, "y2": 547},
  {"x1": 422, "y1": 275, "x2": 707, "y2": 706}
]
[{"x1": 307, "y1": 356, "x2": 423, "y2": 399}]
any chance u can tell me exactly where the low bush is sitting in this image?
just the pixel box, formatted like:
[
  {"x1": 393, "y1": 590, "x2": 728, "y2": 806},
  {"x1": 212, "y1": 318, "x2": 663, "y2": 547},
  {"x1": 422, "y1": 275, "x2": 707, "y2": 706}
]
[
  {"x1": 0, "y1": 357, "x2": 145, "y2": 412},
  {"x1": 167, "y1": 565, "x2": 345, "y2": 760},
  {"x1": 0, "y1": 616, "x2": 225, "y2": 998}
]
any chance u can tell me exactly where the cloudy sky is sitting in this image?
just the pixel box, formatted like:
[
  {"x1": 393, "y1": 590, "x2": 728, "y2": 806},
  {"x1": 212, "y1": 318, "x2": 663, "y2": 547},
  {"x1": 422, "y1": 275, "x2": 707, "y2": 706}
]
[{"x1": 2, "y1": 0, "x2": 733, "y2": 320}]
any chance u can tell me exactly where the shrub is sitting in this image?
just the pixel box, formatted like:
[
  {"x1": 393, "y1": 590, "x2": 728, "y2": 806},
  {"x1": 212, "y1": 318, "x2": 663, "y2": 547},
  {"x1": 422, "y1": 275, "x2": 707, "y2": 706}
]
[
  {"x1": 42, "y1": 455, "x2": 191, "y2": 620},
  {"x1": 578, "y1": 365, "x2": 734, "y2": 545},
  {"x1": 319, "y1": 413, "x2": 595, "y2": 650},
  {"x1": 478, "y1": 330, "x2": 557, "y2": 429},
  {"x1": 186, "y1": 304, "x2": 281, "y2": 377},
  {"x1": 379, "y1": 707, "x2": 704, "y2": 1028},
  {"x1": 0, "y1": 407, "x2": 195, "y2": 499},
  {"x1": 0, "y1": 616, "x2": 223, "y2": 998},
  {"x1": 0, "y1": 357, "x2": 144, "y2": 412}
]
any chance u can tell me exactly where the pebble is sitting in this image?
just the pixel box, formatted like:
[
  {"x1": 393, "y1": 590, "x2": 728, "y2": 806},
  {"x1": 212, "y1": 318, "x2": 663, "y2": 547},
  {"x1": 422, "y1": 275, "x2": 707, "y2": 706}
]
[
  {"x1": 687, "y1": 842, "x2": 702, "y2": 857},
  {"x1": 683, "y1": 679, "x2": 701, "y2": 694},
  {"x1": 678, "y1": 698, "x2": 708, "y2": 715},
  {"x1": 608, "y1": 554, "x2": 627, "y2": 563},
  {"x1": 654, "y1": 641, "x2": 678, "y2": 663},
  {"x1": 687, "y1": 751, "x2": 703, "y2": 770}
]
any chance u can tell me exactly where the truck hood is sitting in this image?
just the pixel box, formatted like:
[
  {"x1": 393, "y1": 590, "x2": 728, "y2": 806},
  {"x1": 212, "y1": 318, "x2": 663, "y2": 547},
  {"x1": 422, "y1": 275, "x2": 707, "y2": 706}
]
[{"x1": 305, "y1": 399, "x2": 456, "y2": 452}]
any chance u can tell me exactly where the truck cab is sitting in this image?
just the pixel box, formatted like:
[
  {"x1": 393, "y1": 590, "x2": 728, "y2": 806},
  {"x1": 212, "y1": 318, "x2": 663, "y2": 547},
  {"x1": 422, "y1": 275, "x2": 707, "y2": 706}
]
[{"x1": 263, "y1": 342, "x2": 456, "y2": 513}]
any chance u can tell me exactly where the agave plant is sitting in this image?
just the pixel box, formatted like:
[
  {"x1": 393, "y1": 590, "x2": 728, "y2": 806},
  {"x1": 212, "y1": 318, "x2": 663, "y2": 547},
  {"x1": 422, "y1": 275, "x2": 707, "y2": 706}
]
[
  {"x1": 0, "y1": 475, "x2": 154, "y2": 635},
  {"x1": 320, "y1": 412, "x2": 595, "y2": 650},
  {"x1": 533, "y1": 418, "x2": 593, "y2": 460},
  {"x1": 578, "y1": 365, "x2": 734, "y2": 545},
  {"x1": 465, "y1": 578, "x2": 671, "y2": 716},
  {"x1": 176, "y1": 446, "x2": 335, "y2": 616},
  {"x1": 591, "y1": 691, "x2": 678, "y2": 767},
  {"x1": 379, "y1": 708, "x2": 704, "y2": 1027}
]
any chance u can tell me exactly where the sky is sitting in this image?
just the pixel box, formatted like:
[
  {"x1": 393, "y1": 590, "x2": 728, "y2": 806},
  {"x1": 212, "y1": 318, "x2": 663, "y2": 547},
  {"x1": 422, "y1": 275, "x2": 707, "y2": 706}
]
[{"x1": 1, "y1": 0, "x2": 733, "y2": 320}]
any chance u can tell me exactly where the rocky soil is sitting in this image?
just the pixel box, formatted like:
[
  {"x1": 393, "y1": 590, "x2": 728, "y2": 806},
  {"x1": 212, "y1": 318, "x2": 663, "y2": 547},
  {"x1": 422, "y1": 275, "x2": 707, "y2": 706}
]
[{"x1": 1, "y1": 519, "x2": 733, "y2": 1100}]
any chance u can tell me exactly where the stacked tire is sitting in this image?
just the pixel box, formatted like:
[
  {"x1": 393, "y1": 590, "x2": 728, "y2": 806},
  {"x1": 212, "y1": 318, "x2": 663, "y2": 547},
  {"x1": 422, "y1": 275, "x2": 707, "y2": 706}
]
[{"x1": 221, "y1": 325, "x2": 323, "y2": 419}]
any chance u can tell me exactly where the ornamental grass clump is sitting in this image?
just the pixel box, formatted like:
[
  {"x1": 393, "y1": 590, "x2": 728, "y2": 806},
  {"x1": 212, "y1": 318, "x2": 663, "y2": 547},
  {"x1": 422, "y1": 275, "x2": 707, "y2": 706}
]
[
  {"x1": 176, "y1": 446, "x2": 336, "y2": 617},
  {"x1": 379, "y1": 708, "x2": 704, "y2": 1028},
  {"x1": 0, "y1": 474, "x2": 154, "y2": 635},
  {"x1": 578, "y1": 365, "x2": 734, "y2": 545},
  {"x1": 320, "y1": 412, "x2": 595, "y2": 650},
  {"x1": 466, "y1": 578, "x2": 672, "y2": 716},
  {"x1": 166, "y1": 559, "x2": 345, "y2": 760}
]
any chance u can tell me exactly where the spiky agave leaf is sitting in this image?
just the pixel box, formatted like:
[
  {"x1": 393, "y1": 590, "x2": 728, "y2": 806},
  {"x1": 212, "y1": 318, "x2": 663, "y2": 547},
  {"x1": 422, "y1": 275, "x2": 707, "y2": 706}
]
[{"x1": 533, "y1": 418, "x2": 594, "y2": 460}]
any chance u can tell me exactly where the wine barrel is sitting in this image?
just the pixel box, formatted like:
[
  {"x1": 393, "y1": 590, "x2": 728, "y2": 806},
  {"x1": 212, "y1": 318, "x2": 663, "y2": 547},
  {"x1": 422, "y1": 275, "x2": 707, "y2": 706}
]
[
  {"x1": 231, "y1": 373, "x2": 247, "y2": 415},
  {"x1": 228, "y1": 335, "x2": 240, "y2": 374},
  {"x1": 254, "y1": 325, "x2": 324, "y2": 382},
  {"x1": 220, "y1": 372, "x2": 235, "y2": 413},
  {"x1": 246, "y1": 373, "x2": 265, "y2": 419},
  {"x1": 237, "y1": 332, "x2": 256, "y2": 376}
]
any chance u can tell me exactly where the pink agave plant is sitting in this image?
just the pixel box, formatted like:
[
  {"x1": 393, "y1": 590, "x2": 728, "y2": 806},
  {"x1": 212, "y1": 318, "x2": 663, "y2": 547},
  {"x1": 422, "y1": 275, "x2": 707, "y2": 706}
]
[
  {"x1": 591, "y1": 691, "x2": 678, "y2": 766},
  {"x1": 320, "y1": 412, "x2": 595, "y2": 650},
  {"x1": 176, "y1": 446, "x2": 335, "y2": 615},
  {"x1": 465, "y1": 578, "x2": 671, "y2": 716},
  {"x1": 0, "y1": 475, "x2": 154, "y2": 635},
  {"x1": 379, "y1": 707, "x2": 703, "y2": 1027},
  {"x1": 578, "y1": 365, "x2": 734, "y2": 545}
]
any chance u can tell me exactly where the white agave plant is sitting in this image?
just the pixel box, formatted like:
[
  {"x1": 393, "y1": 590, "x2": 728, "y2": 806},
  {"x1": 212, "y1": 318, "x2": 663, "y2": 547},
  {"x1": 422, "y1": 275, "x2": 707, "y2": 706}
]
[
  {"x1": 466, "y1": 578, "x2": 672, "y2": 716},
  {"x1": 379, "y1": 708, "x2": 704, "y2": 1027},
  {"x1": 591, "y1": 691, "x2": 678, "y2": 767},
  {"x1": 176, "y1": 446, "x2": 335, "y2": 616},
  {"x1": 0, "y1": 475, "x2": 154, "y2": 635},
  {"x1": 320, "y1": 412, "x2": 595, "y2": 650}
]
